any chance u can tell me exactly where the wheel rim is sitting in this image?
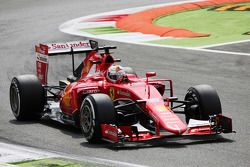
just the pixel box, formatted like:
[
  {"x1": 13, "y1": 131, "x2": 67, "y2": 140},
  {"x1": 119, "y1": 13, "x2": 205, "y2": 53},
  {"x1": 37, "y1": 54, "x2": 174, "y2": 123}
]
[
  {"x1": 81, "y1": 104, "x2": 93, "y2": 133},
  {"x1": 10, "y1": 84, "x2": 20, "y2": 116}
]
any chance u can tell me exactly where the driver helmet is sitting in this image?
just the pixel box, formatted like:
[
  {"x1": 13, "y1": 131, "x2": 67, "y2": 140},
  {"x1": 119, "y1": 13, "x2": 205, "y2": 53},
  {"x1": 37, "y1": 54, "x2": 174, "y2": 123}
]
[{"x1": 107, "y1": 65, "x2": 126, "y2": 82}]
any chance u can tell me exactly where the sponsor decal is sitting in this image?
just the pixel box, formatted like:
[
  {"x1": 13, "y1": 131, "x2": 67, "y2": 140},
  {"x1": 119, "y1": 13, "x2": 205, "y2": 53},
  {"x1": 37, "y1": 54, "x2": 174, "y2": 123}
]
[
  {"x1": 62, "y1": 91, "x2": 71, "y2": 107},
  {"x1": 105, "y1": 129, "x2": 117, "y2": 137},
  {"x1": 117, "y1": 90, "x2": 130, "y2": 97},
  {"x1": 210, "y1": 4, "x2": 250, "y2": 11},
  {"x1": 36, "y1": 52, "x2": 48, "y2": 63},
  {"x1": 155, "y1": 105, "x2": 167, "y2": 112},
  {"x1": 109, "y1": 87, "x2": 115, "y2": 100},
  {"x1": 36, "y1": 62, "x2": 46, "y2": 83},
  {"x1": 36, "y1": 44, "x2": 48, "y2": 55},
  {"x1": 48, "y1": 41, "x2": 90, "y2": 50},
  {"x1": 189, "y1": 126, "x2": 211, "y2": 133},
  {"x1": 35, "y1": 49, "x2": 48, "y2": 85},
  {"x1": 82, "y1": 89, "x2": 100, "y2": 94}
]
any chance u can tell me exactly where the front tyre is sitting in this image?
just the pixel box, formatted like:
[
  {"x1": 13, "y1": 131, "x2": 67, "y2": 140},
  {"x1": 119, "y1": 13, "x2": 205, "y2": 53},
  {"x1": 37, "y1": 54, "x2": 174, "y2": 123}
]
[
  {"x1": 184, "y1": 84, "x2": 222, "y2": 123},
  {"x1": 80, "y1": 94, "x2": 115, "y2": 143},
  {"x1": 9, "y1": 75, "x2": 45, "y2": 121}
]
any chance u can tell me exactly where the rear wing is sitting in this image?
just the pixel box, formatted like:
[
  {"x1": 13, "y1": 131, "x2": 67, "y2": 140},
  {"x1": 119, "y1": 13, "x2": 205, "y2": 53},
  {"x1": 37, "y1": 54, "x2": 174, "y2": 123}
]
[
  {"x1": 35, "y1": 40, "x2": 116, "y2": 85},
  {"x1": 35, "y1": 40, "x2": 94, "y2": 85}
]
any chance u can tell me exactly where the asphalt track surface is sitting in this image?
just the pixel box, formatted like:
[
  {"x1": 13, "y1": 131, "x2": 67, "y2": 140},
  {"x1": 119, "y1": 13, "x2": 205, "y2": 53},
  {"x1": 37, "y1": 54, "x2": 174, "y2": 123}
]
[{"x1": 0, "y1": 0, "x2": 249, "y2": 167}]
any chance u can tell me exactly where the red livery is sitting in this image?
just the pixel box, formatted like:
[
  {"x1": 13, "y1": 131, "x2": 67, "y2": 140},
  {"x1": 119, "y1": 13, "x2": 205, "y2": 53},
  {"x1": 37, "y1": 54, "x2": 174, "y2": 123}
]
[{"x1": 9, "y1": 40, "x2": 233, "y2": 143}]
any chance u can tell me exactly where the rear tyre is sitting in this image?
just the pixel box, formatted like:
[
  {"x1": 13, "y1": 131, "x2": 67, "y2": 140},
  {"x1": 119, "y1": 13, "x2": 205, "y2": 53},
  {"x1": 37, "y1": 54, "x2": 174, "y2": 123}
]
[
  {"x1": 184, "y1": 84, "x2": 222, "y2": 123},
  {"x1": 80, "y1": 94, "x2": 116, "y2": 143},
  {"x1": 9, "y1": 75, "x2": 45, "y2": 121}
]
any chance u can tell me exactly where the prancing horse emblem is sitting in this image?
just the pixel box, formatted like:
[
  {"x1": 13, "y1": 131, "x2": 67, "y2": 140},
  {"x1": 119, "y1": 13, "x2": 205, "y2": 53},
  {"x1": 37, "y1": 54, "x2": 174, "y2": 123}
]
[{"x1": 109, "y1": 87, "x2": 115, "y2": 100}]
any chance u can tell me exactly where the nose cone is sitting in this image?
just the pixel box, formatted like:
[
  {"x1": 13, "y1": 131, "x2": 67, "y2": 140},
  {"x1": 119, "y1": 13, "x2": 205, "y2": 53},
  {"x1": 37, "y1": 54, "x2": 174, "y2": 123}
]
[
  {"x1": 161, "y1": 113, "x2": 187, "y2": 135},
  {"x1": 149, "y1": 104, "x2": 187, "y2": 135}
]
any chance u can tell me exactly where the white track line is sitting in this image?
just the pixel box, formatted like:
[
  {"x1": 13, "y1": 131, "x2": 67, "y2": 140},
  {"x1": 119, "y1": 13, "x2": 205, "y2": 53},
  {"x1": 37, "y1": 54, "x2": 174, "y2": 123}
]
[
  {"x1": 64, "y1": 154, "x2": 149, "y2": 167},
  {"x1": 0, "y1": 142, "x2": 56, "y2": 163},
  {"x1": 199, "y1": 39, "x2": 250, "y2": 49},
  {"x1": 0, "y1": 142, "x2": 148, "y2": 167},
  {"x1": 197, "y1": 48, "x2": 250, "y2": 56},
  {"x1": 138, "y1": 42, "x2": 250, "y2": 57}
]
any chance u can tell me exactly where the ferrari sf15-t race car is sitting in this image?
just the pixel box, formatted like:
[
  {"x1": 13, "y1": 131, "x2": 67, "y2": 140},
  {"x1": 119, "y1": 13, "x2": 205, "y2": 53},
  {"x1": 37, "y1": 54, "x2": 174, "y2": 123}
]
[{"x1": 9, "y1": 40, "x2": 233, "y2": 143}]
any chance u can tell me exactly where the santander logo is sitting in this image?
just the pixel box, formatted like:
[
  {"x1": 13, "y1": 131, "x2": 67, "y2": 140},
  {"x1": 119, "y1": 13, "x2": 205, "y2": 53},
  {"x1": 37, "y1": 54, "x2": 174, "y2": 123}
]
[{"x1": 48, "y1": 41, "x2": 90, "y2": 50}]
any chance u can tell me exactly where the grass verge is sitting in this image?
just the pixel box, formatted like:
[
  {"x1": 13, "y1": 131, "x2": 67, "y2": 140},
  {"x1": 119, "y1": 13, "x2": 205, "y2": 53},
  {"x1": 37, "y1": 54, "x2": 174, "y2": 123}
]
[
  {"x1": 82, "y1": 26, "x2": 127, "y2": 35},
  {"x1": 151, "y1": 3, "x2": 250, "y2": 47},
  {"x1": 9, "y1": 157, "x2": 111, "y2": 167}
]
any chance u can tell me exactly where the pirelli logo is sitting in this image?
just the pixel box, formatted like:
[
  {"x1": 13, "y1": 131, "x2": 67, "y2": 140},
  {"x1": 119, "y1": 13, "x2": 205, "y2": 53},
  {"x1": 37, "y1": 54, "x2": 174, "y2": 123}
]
[{"x1": 210, "y1": 4, "x2": 250, "y2": 11}]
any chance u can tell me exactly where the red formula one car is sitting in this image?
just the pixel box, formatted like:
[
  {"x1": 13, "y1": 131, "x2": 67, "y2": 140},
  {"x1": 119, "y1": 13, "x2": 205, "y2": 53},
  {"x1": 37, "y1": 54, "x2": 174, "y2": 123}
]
[{"x1": 9, "y1": 40, "x2": 233, "y2": 143}]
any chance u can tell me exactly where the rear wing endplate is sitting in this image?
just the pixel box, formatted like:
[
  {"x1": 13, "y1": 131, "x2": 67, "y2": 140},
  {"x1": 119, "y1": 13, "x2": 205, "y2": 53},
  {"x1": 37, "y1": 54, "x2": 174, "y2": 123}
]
[{"x1": 35, "y1": 40, "x2": 93, "y2": 85}]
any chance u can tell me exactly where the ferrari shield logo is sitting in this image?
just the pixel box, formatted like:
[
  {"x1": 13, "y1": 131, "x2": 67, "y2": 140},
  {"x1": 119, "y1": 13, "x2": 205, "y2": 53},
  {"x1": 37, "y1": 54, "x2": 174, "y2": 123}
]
[{"x1": 109, "y1": 87, "x2": 115, "y2": 100}]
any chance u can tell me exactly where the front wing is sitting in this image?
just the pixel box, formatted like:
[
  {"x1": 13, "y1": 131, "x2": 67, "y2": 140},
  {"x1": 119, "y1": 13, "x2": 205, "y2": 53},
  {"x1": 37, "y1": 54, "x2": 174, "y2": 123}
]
[{"x1": 100, "y1": 114, "x2": 233, "y2": 143}]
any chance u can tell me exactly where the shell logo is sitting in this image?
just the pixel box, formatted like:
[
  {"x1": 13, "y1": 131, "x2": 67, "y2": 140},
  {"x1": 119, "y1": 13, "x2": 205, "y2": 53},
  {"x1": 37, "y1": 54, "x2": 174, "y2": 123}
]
[
  {"x1": 155, "y1": 105, "x2": 168, "y2": 112},
  {"x1": 62, "y1": 91, "x2": 71, "y2": 107}
]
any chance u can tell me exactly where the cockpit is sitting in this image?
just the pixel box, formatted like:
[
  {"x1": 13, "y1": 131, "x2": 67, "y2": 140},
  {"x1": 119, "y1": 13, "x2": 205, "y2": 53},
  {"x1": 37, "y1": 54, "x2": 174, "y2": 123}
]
[{"x1": 106, "y1": 65, "x2": 137, "y2": 83}]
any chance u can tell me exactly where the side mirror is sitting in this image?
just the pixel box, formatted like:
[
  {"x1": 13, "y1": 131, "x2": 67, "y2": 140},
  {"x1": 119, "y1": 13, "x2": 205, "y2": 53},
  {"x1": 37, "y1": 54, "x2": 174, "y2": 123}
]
[
  {"x1": 114, "y1": 59, "x2": 121, "y2": 62},
  {"x1": 146, "y1": 72, "x2": 156, "y2": 78},
  {"x1": 90, "y1": 40, "x2": 98, "y2": 50}
]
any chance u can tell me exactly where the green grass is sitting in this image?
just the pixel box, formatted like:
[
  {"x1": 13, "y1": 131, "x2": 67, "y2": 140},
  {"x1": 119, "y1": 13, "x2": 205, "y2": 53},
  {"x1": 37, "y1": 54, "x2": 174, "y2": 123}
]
[
  {"x1": 10, "y1": 158, "x2": 111, "y2": 167},
  {"x1": 151, "y1": 3, "x2": 250, "y2": 47},
  {"x1": 82, "y1": 26, "x2": 127, "y2": 35}
]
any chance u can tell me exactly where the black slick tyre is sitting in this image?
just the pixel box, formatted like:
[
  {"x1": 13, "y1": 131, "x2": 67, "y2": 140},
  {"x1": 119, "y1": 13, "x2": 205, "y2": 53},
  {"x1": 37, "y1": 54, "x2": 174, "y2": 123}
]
[
  {"x1": 9, "y1": 75, "x2": 45, "y2": 121},
  {"x1": 80, "y1": 93, "x2": 115, "y2": 143},
  {"x1": 184, "y1": 84, "x2": 222, "y2": 123}
]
